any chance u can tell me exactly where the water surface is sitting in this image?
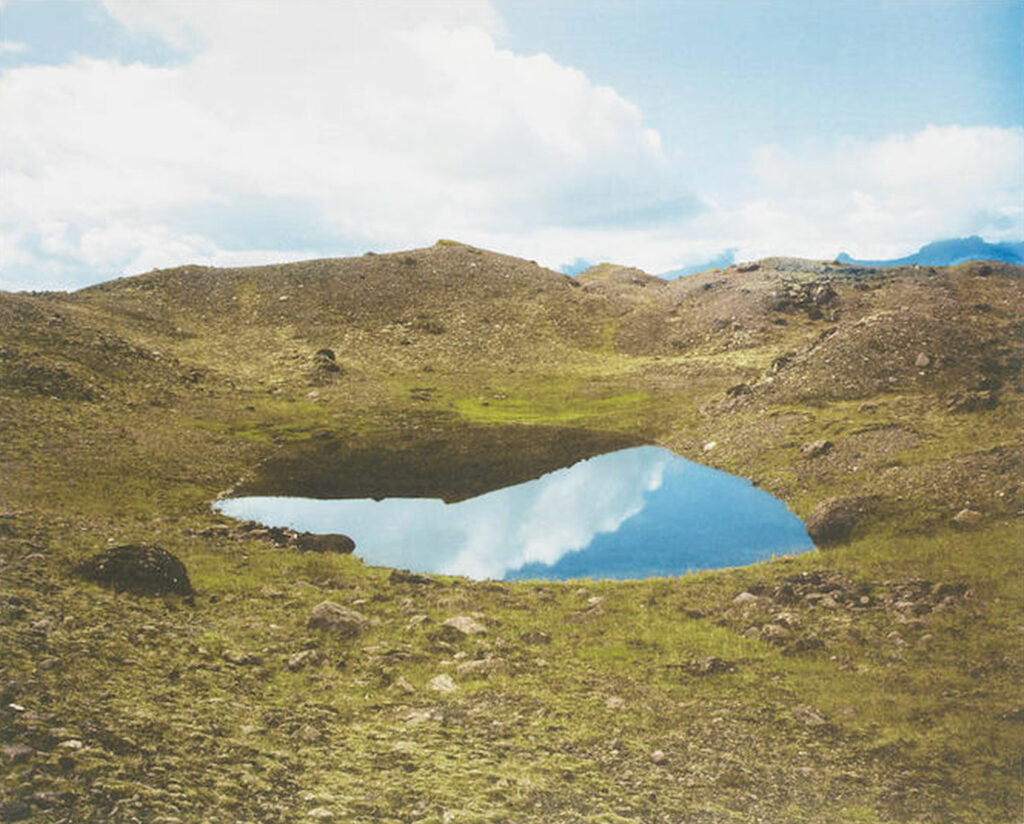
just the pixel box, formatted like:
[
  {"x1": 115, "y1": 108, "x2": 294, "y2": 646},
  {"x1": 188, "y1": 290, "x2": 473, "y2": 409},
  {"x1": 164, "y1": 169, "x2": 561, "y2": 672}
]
[{"x1": 216, "y1": 446, "x2": 812, "y2": 580}]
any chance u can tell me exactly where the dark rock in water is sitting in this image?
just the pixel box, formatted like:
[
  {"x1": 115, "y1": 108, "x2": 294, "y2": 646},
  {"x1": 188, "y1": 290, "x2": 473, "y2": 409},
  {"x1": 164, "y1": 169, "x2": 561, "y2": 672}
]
[
  {"x1": 307, "y1": 601, "x2": 369, "y2": 637},
  {"x1": 805, "y1": 497, "x2": 873, "y2": 546},
  {"x1": 77, "y1": 545, "x2": 193, "y2": 596},
  {"x1": 295, "y1": 532, "x2": 355, "y2": 553}
]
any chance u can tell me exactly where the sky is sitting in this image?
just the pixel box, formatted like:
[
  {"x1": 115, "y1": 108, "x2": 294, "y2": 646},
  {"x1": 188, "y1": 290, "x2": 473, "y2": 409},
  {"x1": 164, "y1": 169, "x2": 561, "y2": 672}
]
[{"x1": 1, "y1": 0, "x2": 1022, "y2": 290}]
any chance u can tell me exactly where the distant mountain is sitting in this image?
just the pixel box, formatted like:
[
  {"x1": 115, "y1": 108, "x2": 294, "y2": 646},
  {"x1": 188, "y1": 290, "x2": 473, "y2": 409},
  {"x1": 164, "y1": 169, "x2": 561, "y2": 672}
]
[{"x1": 836, "y1": 236, "x2": 1024, "y2": 268}]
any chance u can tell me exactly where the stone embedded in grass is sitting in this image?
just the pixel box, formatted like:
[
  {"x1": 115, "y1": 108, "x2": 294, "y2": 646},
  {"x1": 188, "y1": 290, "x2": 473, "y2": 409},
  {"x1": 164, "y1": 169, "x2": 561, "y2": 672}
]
[
  {"x1": 77, "y1": 545, "x2": 193, "y2": 597},
  {"x1": 427, "y1": 673, "x2": 458, "y2": 694},
  {"x1": 800, "y1": 439, "x2": 833, "y2": 459},
  {"x1": 306, "y1": 601, "x2": 369, "y2": 637},
  {"x1": 952, "y1": 508, "x2": 982, "y2": 527},
  {"x1": 436, "y1": 615, "x2": 486, "y2": 642}
]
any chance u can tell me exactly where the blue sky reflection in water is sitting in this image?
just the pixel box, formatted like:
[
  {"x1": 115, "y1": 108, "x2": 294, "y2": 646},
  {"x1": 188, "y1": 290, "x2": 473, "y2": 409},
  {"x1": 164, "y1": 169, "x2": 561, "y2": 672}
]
[{"x1": 216, "y1": 446, "x2": 812, "y2": 581}]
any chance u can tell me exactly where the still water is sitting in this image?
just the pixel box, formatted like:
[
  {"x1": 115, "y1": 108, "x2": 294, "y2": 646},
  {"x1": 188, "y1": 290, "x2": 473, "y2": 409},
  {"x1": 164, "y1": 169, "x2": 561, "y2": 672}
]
[{"x1": 215, "y1": 446, "x2": 813, "y2": 581}]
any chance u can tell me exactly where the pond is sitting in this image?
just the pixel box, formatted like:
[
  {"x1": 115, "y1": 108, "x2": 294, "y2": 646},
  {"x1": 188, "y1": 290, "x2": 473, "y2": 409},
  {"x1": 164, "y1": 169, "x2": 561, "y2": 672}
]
[{"x1": 215, "y1": 445, "x2": 813, "y2": 581}]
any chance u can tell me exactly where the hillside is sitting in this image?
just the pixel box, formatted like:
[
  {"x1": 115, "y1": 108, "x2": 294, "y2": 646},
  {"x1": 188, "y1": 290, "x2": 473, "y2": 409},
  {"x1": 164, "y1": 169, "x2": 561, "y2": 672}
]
[{"x1": 1, "y1": 241, "x2": 1022, "y2": 823}]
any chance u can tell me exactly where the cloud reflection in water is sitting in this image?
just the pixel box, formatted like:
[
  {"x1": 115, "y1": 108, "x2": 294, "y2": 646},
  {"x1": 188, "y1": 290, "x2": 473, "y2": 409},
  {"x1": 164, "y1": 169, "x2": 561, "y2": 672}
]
[{"x1": 215, "y1": 446, "x2": 812, "y2": 580}]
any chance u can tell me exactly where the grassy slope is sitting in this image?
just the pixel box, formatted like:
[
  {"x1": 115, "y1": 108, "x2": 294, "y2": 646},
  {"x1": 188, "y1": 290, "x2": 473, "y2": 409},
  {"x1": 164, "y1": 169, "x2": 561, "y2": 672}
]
[{"x1": 1, "y1": 243, "x2": 1022, "y2": 823}]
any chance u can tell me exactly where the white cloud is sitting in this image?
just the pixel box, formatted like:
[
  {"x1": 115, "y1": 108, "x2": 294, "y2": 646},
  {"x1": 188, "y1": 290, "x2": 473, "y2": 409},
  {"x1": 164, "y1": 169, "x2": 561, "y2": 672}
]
[
  {"x1": 0, "y1": 40, "x2": 29, "y2": 54},
  {"x1": 1, "y1": 1, "x2": 673, "y2": 289},
  {"x1": 0, "y1": 0, "x2": 1020, "y2": 289}
]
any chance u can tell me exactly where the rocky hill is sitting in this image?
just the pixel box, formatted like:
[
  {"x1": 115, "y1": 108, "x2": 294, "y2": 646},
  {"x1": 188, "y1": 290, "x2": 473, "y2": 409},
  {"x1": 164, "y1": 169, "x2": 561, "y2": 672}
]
[{"x1": 1, "y1": 241, "x2": 1022, "y2": 823}]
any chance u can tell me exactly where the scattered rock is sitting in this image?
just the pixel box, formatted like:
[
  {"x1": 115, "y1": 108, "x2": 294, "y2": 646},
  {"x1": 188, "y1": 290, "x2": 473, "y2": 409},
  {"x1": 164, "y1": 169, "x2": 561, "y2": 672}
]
[
  {"x1": 77, "y1": 545, "x2": 193, "y2": 597},
  {"x1": 519, "y1": 629, "x2": 551, "y2": 645},
  {"x1": 288, "y1": 650, "x2": 324, "y2": 671},
  {"x1": 222, "y1": 650, "x2": 263, "y2": 666},
  {"x1": 393, "y1": 676, "x2": 417, "y2": 695},
  {"x1": 389, "y1": 568, "x2": 437, "y2": 585},
  {"x1": 455, "y1": 657, "x2": 505, "y2": 677},
  {"x1": 436, "y1": 615, "x2": 487, "y2": 642},
  {"x1": 427, "y1": 674, "x2": 458, "y2": 694},
  {"x1": 915, "y1": 352, "x2": 931, "y2": 368},
  {"x1": 294, "y1": 724, "x2": 322, "y2": 743},
  {"x1": 295, "y1": 533, "x2": 356, "y2": 554},
  {"x1": 760, "y1": 624, "x2": 794, "y2": 645},
  {"x1": 800, "y1": 439, "x2": 833, "y2": 459},
  {"x1": 650, "y1": 750, "x2": 669, "y2": 764},
  {"x1": 702, "y1": 441, "x2": 717, "y2": 453},
  {"x1": 792, "y1": 705, "x2": 827, "y2": 727},
  {"x1": 58, "y1": 739, "x2": 84, "y2": 751},
  {"x1": 307, "y1": 602, "x2": 369, "y2": 637},
  {"x1": 805, "y1": 497, "x2": 873, "y2": 546},
  {"x1": 307, "y1": 808, "x2": 335, "y2": 821},
  {"x1": 952, "y1": 508, "x2": 982, "y2": 527},
  {"x1": 678, "y1": 657, "x2": 737, "y2": 676},
  {"x1": 313, "y1": 348, "x2": 341, "y2": 375},
  {"x1": 945, "y1": 390, "x2": 996, "y2": 413},
  {"x1": 2, "y1": 744, "x2": 34, "y2": 764},
  {"x1": 732, "y1": 591, "x2": 759, "y2": 606}
]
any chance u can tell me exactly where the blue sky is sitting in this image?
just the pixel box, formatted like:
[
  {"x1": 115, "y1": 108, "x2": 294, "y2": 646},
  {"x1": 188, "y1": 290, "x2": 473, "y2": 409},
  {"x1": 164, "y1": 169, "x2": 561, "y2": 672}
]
[{"x1": 1, "y1": 0, "x2": 1021, "y2": 290}]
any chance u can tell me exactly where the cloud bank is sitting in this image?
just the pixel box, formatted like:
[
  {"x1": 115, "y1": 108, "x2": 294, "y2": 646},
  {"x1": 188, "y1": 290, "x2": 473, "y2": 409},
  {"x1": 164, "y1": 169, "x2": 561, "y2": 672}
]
[{"x1": 1, "y1": 1, "x2": 1021, "y2": 289}]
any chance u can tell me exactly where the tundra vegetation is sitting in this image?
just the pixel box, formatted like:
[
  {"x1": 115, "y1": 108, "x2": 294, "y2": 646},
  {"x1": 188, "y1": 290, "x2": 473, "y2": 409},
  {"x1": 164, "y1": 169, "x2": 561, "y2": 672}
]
[{"x1": 1, "y1": 242, "x2": 1022, "y2": 823}]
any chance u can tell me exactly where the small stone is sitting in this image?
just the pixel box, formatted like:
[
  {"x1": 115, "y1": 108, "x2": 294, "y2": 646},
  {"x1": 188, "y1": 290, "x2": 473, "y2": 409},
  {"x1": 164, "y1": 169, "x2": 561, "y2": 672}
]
[
  {"x1": 2, "y1": 744, "x2": 34, "y2": 763},
  {"x1": 437, "y1": 615, "x2": 487, "y2": 642},
  {"x1": 650, "y1": 750, "x2": 668, "y2": 764},
  {"x1": 702, "y1": 441, "x2": 717, "y2": 453},
  {"x1": 915, "y1": 352, "x2": 931, "y2": 368},
  {"x1": 307, "y1": 808, "x2": 334, "y2": 821},
  {"x1": 307, "y1": 602, "x2": 369, "y2": 637},
  {"x1": 760, "y1": 624, "x2": 793, "y2": 644},
  {"x1": 732, "y1": 591, "x2": 758, "y2": 606},
  {"x1": 519, "y1": 630, "x2": 551, "y2": 645},
  {"x1": 952, "y1": 508, "x2": 982, "y2": 527},
  {"x1": 800, "y1": 439, "x2": 833, "y2": 459},
  {"x1": 393, "y1": 676, "x2": 417, "y2": 695},
  {"x1": 288, "y1": 650, "x2": 324, "y2": 671},
  {"x1": 427, "y1": 674, "x2": 458, "y2": 694},
  {"x1": 294, "y1": 724, "x2": 322, "y2": 743},
  {"x1": 58, "y1": 739, "x2": 84, "y2": 750},
  {"x1": 792, "y1": 705, "x2": 827, "y2": 727},
  {"x1": 455, "y1": 657, "x2": 504, "y2": 677}
]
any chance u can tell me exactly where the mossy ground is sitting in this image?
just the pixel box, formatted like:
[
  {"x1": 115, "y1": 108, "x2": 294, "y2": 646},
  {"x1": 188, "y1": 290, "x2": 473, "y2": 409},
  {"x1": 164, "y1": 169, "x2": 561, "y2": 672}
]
[{"x1": 1, "y1": 250, "x2": 1021, "y2": 823}]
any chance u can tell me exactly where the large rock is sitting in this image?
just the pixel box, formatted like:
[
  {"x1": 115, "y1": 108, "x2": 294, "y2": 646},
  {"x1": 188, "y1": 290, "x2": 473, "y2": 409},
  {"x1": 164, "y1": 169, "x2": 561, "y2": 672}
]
[
  {"x1": 436, "y1": 615, "x2": 487, "y2": 642},
  {"x1": 306, "y1": 602, "x2": 369, "y2": 637},
  {"x1": 295, "y1": 532, "x2": 356, "y2": 554},
  {"x1": 805, "y1": 497, "x2": 873, "y2": 546},
  {"x1": 77, "y1": 545, "x2": 193, "y2": 596}
]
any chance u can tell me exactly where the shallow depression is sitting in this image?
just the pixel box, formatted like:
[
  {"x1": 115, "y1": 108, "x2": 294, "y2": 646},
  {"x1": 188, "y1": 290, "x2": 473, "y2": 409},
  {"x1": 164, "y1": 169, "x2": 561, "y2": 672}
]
[{"x1": 215, "y1": 445, "x2": 813, "y2": 581}]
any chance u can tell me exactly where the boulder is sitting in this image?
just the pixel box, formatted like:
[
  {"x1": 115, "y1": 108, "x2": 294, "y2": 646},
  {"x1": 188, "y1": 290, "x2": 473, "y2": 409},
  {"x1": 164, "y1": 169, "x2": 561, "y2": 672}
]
[
  {"x1": 77, "y1": 545, "x2": 193, "y2": 596},
  {"x1": 295, "y1": 532, "x2": 356, "y2": 554},
  {"x1": 306, "y1": 602, "x2": 369, "y2": 637},
  {"x1": 805, "y1": 497, "x2": 873, "y2": 546}
]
